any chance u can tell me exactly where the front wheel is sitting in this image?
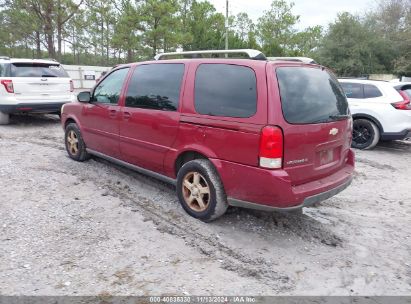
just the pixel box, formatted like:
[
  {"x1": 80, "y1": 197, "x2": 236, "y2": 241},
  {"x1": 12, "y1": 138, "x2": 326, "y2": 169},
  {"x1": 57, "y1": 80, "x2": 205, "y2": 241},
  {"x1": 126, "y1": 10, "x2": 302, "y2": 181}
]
[
  {"x1": 352, "y1": 119, "x2": 380, "y2": 150},
  {"x1": 176, "y1": 159, "x2": 228, "y2": 222},
  {"x1": 64, "y1": 123, "x2": 90, "y2": 161}
]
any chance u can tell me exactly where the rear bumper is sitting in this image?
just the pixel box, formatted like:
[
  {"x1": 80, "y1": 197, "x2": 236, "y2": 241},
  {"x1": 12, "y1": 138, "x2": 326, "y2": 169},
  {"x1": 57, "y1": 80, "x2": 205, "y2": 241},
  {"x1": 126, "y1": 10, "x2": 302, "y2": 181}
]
[
  {"x1": 211, "y1": 149, "x2": 355, "y2": 210},
  {"x1": 0, "y1": 102, "x2": 69, "y2": 114},
  {"x1": 380, "y1": 129, "x2": 411, "y2": 140},
  {"x1": 229, "y1": 176, "x2": 353, "y2": 211}
]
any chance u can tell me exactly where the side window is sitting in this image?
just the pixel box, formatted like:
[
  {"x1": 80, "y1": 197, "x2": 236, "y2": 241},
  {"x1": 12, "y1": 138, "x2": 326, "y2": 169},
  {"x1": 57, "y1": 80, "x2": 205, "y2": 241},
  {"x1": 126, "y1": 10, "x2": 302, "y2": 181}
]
[
  {"x1": 125, "y1": 64, "x2": 185, "y2": 111},
  {"x1": 340, "y1": 83, "x2": 364, "y2": 99},
  {"x1": 0, "y1": 64, "x2": 7, "y2": 77},
  {"x1": 194, "y1": 64, "x2": 257, "y2": 118},
  {"x1": 364, "y1": 84, "x2": 382, "y2": 98},
  {"x1": 93, "y1": 68, "x2": 129, "y2": 104}
]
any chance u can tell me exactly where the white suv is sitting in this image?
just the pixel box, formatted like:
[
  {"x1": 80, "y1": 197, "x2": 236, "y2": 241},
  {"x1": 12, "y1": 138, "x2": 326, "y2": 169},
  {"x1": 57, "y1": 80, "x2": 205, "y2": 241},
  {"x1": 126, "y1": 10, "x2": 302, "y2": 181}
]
[
  {"x1": 0, "y1": 57, "x2": 75, "y2": 124},
  {"x1": 339, "y1": 79, "x2": 411, "y2": 149}
]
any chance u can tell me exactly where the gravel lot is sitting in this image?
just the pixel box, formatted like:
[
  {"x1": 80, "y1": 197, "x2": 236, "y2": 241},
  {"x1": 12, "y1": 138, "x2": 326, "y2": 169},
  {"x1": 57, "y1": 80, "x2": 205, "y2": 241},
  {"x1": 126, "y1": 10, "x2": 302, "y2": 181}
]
[{"x1": 0, "y1": 114, "x2": 410, "y2": 296}]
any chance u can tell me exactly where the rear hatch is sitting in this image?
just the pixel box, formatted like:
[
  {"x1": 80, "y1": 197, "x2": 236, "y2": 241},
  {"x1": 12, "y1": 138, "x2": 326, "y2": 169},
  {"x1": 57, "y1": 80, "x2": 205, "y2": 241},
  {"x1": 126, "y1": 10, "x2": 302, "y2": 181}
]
[
  {"x1": 11, "y1": 62, "x2": 72, "y2": 103},
  {"x1": 275, "y1": 65, "x2": 352, "y2": 186}
]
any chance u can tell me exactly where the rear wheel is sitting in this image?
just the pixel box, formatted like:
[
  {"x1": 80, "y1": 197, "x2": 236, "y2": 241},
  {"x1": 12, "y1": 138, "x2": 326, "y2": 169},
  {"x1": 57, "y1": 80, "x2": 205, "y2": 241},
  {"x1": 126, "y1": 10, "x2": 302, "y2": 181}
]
[
  {"x1": 64, "y1": 123, "x2": 90, "y2": 161},
  {"x1": 0, "y1": 111, "x2": 10, "y2": 125},
  {"x1": 176, "y1": 159, "x2": 228, "y2": 222},
  {"x1": 352, "y1": 119, "x2": 380, "y2": 150}
]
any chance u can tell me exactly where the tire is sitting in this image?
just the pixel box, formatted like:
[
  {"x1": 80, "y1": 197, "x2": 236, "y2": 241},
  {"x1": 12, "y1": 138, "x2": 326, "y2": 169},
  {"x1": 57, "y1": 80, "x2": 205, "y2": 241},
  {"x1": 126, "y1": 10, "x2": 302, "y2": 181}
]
[
  {"x1": 352, "y1": 119, "x2": 380, "y2": 150},
  {"x1": 64, "y1": 123, "x2": 90, "y2": 161},
  {"x1": 176, "y1": 159, "x2": 228, "y2": 222},
  {"x1": 0, "y1": 111, "x2": 10, "y2": 125}
]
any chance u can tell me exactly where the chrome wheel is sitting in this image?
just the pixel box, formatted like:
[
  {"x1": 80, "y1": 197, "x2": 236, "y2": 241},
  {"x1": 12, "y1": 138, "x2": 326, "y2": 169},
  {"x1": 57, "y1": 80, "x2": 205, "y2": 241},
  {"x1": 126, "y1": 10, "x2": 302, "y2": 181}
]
[
  {"x1": 182, "y1": 172, "x2": 210, "y2": 212},
  {"x1": 67, "y1": 130, "x2": 79, "y2": 155}
]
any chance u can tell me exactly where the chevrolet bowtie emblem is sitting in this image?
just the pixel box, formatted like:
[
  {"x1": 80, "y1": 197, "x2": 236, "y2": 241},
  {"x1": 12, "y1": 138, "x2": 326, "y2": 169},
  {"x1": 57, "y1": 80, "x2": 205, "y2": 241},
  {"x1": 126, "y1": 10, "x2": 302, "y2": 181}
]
[{"x1": 329, "y1": 128, "x2": 339, "y2": 136}]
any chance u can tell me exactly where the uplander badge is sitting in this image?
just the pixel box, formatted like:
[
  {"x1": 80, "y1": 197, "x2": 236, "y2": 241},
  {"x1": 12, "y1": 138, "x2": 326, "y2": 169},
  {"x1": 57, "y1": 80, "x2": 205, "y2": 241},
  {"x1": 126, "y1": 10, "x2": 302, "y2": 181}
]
[{"x1": 286, "y1": 158, "x2": 308, "y2": 165}]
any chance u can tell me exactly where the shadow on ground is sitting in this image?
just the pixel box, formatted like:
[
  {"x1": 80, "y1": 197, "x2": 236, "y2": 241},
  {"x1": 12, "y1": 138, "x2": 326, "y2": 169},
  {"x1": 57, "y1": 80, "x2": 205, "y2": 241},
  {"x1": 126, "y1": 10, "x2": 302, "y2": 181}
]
[{"x1": 8, "y1": 114, "x2": 60, "y2": 126}]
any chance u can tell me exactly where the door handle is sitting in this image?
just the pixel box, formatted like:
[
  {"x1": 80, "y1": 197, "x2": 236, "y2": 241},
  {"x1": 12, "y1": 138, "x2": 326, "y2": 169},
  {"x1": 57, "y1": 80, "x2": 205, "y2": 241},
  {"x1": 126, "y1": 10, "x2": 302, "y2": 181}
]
[
  {"x1": 109, "y1": 109, "x2": 118, "y2": 118},
  {"x1": 123, "y1": 112, "x2": 131, "y2": 120}
]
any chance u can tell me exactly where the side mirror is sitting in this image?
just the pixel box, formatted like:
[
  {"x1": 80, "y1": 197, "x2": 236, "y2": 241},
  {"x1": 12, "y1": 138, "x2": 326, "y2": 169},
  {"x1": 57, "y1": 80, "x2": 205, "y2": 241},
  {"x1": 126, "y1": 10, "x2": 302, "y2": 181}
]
[{"x1": 77, "y1": 91, "x2": 91, "y2": 103}]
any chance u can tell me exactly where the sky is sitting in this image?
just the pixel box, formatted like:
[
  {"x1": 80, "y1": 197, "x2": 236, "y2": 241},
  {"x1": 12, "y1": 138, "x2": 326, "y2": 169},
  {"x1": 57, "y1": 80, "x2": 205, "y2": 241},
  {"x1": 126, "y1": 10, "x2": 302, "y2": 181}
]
[{"x1": 208, "y1": 0, "x2": 376, "y2": 30}]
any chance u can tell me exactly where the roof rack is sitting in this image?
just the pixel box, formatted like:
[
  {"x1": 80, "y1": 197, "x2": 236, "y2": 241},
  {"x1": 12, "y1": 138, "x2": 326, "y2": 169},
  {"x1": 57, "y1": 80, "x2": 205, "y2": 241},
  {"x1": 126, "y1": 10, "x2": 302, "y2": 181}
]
[
  {"x1": 268, "y1": 57, "x2": 317, "y2": 64},
  {"x1": 0, "y1": 56, "x2": 10, "y2": 60},
  {"x1": 155, "y1": 49, "x2": 267, "y2": 61}
]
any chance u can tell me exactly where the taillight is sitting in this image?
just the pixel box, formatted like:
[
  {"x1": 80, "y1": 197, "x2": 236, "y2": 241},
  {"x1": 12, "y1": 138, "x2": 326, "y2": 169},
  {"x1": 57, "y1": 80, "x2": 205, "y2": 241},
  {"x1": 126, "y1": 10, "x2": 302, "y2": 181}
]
[
  {"x1": 259, "y1": 126, "x2": 283, "y2": 169},
  {"x1": 69, "y1": 80, "x2": 74, "y2": 92},
  {"x1": 391, "y1": 91, "x2": 411, "y2": 110},
  {"x1": 1, "y1": 79, "x2": 14, "y2": 93}
]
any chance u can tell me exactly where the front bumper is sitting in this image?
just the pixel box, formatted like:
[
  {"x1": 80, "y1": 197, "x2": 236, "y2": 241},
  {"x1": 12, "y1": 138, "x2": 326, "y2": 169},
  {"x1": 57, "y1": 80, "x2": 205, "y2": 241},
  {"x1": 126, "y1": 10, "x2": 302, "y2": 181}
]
[{"x1": 0, "y1": 102, "x2": 69, "y2": 114}]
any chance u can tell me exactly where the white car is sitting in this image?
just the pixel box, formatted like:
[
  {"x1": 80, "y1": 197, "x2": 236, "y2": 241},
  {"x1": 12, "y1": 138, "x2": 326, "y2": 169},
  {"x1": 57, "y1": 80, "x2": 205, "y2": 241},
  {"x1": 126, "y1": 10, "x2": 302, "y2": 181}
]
[
  {"x1": 339, "y1": 79, "x2": 411, "y2": 149},
  {"x1": 0, "y1": 57, "x2": 75, "y2": 125}
]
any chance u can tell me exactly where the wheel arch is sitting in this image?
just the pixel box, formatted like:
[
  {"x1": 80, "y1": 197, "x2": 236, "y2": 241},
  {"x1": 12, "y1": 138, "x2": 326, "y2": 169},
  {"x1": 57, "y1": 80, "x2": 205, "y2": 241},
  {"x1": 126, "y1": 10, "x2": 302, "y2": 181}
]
[
  {"x1": 174, "y1": 150, "x2": 209, "y2": 176},
  {"x1": 352, "y1": 113, "x2": 384, "y2": 133},
  {"x1": 64, "y1": 115, "x2": 81, "y2": 129}
]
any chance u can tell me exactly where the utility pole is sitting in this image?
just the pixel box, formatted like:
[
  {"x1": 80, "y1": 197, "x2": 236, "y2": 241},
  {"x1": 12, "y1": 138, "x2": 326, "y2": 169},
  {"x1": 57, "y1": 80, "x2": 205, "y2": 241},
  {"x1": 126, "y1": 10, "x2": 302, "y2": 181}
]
[{"x1": 225, "y1": 0, "x2": 229, "y2": 51}]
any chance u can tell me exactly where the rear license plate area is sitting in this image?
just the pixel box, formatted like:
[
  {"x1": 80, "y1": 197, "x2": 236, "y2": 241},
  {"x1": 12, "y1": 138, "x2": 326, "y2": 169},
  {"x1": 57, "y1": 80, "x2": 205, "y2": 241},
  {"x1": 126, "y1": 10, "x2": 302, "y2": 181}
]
[{"x1": 316, "y1": 146, "x2": 341, "y2": 167}]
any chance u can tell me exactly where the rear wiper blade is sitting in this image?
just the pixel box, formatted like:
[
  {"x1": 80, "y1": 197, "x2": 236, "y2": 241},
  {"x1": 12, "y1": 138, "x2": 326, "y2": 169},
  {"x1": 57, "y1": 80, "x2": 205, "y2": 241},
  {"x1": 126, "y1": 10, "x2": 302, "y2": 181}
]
[
  {"x1": 41, "y1": 74, "x2": 57, "y2": 77},
  {"x1": 329, "y1": 114, "x2": 350, "y2": 120}
]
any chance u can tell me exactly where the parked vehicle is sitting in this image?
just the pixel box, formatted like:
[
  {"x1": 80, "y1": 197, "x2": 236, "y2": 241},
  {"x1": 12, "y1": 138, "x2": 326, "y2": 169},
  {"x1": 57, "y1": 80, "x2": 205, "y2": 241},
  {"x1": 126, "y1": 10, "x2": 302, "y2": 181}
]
[
  {"x1": 339, "y1": 79, "x2": 411, "y2": 149},
  {"x1": 0, "y1": 57, "x2": 75, "y2": 125},
  {"x1": 390, "y1": 82, "x2": 411, "y2": 100},
  {"x1": 62, "y1": 49, "x2": 354, "y2": 222}
]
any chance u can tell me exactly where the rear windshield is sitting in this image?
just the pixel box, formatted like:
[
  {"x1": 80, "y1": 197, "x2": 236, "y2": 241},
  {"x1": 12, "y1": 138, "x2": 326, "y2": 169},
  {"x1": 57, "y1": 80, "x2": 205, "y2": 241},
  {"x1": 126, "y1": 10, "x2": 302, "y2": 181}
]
[
  {"x1": 11, "y1": 63, "x2": 69, "y2": 78},
  {"x1": 403, "y1": 89, "x2": 411, "y2": 99},
  {"x1": 276, "y1": 67, "x2": 349, "y2": 124},
  {"x1": 399, "y1": 86, "x2": 411, "y2": 99}
]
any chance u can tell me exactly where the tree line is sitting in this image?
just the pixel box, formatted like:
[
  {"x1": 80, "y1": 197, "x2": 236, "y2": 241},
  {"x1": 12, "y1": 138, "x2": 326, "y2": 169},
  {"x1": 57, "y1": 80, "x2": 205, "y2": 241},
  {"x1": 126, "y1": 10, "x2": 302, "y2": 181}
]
[{"x1": 0, "y1": 0, "x2": 410, "y2": 76}]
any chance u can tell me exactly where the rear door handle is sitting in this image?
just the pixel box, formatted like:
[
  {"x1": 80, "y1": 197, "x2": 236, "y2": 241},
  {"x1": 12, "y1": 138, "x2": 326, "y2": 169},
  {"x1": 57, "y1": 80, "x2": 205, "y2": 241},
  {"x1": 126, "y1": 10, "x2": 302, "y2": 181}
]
[{"x1": 123, "y1": 112, "x2": 131, "y2": 120}]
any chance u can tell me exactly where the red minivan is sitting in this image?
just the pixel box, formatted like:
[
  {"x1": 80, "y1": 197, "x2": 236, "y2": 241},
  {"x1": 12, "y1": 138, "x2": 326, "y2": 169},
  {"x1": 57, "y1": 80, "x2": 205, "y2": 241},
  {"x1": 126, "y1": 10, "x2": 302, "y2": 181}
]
[{"x1": 61, "y1": 50, "x2": 354, "y2": 222}]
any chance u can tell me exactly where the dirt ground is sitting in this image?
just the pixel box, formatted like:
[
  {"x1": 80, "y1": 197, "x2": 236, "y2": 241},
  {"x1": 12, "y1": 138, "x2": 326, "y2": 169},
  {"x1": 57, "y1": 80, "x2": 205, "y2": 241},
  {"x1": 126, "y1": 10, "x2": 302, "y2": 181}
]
[{"x1": 0, "y1": 114, "x2": 410, "y2": 296}]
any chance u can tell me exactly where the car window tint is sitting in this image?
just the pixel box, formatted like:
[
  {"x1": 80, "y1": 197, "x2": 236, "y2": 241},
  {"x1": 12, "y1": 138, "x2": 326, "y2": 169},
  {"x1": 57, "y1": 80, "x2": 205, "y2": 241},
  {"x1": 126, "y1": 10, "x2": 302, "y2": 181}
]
[
  {"x1": 125, "y1": 64, "x2": 184, "y2": 111},
  {"x1": 364, "y1": 84, "x2": 382, "y2": 98},
  {"x1": 276, "y1": 67, "x2": 349, "y2": 124},
  {"x1": 340, "y1": 83, "x2": 364, "y2": 99},
  {"x1": 0, "y1": 64, "x2": 7, "y2": 77},
  {"x1": 194, "y1": 64, "x2": 257, "y2": 118},
  {"x1": 93, "y1": 68, "x2": 129, "y2": 104},
  {"x1": 10, "y1": 63, "x2": 69, "y2": 77}
]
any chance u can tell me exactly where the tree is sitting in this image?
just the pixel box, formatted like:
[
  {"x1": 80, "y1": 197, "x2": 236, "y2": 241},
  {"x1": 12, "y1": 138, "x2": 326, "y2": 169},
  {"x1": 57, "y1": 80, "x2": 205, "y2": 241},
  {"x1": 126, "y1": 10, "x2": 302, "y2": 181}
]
[
  {"x1": 111, "y1": 1, "x2": 144, "y2": 62},
  {"x1": 316, "y1": 12, "x2": 389, "y2": 76},
  {"x1": 256, "y1": 0, "x2": 300, "y2": 56},
  {"x1": 367, "y1": 0, "x2": 411, "y2": 76},
  {"x1": 182, "y1": 0, "x2": 225, "y2": 51},
  {"x1": 292, "y1": 26, "x2": 323, "y2": 56},
  {"x1": 141, "y1": 0, "x2": 183, "y2": 57}
]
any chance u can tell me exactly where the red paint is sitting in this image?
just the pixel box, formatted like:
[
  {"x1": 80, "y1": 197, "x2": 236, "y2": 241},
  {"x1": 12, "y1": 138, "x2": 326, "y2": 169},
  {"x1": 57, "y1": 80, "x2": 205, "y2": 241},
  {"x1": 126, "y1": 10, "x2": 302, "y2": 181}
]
[{"x1": 62, "y1": 59, "x2": 354, "y2": 209}]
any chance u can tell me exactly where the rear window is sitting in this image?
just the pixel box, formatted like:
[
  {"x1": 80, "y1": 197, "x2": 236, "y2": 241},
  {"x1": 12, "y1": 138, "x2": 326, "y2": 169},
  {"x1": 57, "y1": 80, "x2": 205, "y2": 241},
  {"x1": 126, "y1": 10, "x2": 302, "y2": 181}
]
[
  {"x1": 402, "y1": 89, "x2": 411, "y2": 99},
  {"x1": 340, "y1": 82, "x2": 364, "y2": 99},
  {"x1": 276, "y1": 67, "x2": 349, "y2": 124},
  {"x1": 195, "y1": 64, "x2": 257, "y2": 118},
  {"x1": 397, "y1": 85, "x2": 411, "y2": 99},
  {"x1": 11, "y1": 63, "x2": 69, "y2": 78}
]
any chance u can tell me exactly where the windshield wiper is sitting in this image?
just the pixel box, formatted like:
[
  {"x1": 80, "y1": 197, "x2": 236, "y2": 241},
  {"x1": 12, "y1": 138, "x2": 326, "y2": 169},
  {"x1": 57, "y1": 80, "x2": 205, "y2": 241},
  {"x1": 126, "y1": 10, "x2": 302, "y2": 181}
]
[{"x1": 329, "y1": 114, "x2": 350, "y2": 120}]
